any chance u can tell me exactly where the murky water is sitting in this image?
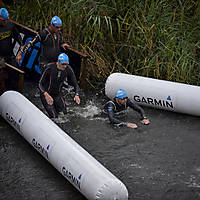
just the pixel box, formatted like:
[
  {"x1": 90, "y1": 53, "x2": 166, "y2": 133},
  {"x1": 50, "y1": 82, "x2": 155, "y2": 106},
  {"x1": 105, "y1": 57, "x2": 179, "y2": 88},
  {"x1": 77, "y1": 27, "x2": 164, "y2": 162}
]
[{"x1": 0, "y1": 81, "x2": 200, "y2": 200}]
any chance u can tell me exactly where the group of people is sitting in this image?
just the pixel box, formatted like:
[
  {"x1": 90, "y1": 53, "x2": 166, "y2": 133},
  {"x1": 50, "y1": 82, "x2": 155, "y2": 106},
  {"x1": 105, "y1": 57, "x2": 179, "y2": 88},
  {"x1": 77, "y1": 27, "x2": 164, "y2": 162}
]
[
  {"x1": 0, "y1": 7, "x2": 150, "y2": 129},
  {"x1": 0, "y1": 8, "x2": 79, "y2": 120}
]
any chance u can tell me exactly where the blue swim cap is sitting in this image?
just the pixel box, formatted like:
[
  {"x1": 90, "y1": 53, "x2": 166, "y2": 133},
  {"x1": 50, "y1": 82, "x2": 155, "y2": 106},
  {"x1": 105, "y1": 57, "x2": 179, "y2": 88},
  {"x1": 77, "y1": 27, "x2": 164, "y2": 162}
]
[
  {"x1": 115, "y1": 89, "x2": 128, "y2": 100},
  {"x1": 0, "y1": 8, "x2": 9, "y2": 19},
  {"x1": 51, "y1": 16, "x2": 62, "y2": 26},
  {"x1": 58, "y1": 53, "x2": 69, "y2": 64}
]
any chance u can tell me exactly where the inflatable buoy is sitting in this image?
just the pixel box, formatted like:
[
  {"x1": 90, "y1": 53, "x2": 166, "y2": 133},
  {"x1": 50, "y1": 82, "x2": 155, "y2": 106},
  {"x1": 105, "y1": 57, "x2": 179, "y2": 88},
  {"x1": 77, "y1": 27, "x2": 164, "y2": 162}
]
[
  {"x1": 105, "y1": 73, "x2": 200, "y2": 116},
  {"x1": 0, "y1": 91, "x2": 128, "y2": 200}
]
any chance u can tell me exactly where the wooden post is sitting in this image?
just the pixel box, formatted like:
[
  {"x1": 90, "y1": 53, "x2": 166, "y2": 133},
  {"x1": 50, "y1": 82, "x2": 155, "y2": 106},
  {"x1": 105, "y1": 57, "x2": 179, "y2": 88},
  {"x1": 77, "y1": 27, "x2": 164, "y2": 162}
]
[
  {"x1": 5, "y1": 62, "x2": 25, "y2": 92},
  {"x1": 0, "y1": 68, "x2": 8, "y2": 93},
  {"x1": 18, "y1": 73, "x2": 24, "y2": 92},
  {"x1": 80, "y1": 56, "x2": 87, "y2": 91}
]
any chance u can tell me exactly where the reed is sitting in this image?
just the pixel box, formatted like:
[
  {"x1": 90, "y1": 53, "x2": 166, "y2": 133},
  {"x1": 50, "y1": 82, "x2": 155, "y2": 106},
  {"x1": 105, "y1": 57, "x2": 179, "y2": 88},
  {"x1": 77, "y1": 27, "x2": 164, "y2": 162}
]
[{"x1": 4, "y1": 0, "x2": 200, "y2": 88}]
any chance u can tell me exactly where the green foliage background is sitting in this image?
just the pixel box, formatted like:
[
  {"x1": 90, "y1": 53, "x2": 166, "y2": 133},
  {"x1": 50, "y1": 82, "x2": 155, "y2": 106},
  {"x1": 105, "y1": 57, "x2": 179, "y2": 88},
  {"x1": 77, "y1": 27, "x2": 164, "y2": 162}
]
[{"x1": 4, "y1": 0, "x2": 200, "y2": 87}]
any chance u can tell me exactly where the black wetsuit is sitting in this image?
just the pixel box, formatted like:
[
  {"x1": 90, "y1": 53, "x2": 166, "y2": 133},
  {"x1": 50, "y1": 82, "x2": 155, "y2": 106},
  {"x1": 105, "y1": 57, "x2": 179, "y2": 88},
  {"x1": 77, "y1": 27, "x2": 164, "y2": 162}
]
[
  {"x1": 0, "y1": 20, "x2": 22, "y2": 58},
  {"x1": 0, "y1": 20, "x2": 23, "y2": 90},
  {"x1": 104, "y1": 98, "x2": 147, "y2": 126},
  {"x1": 39, "y1": 63, "x2": 80, "y2": 118},
  {"x1": 23, "y1": 28, "x2": 64, "y2": 72}
]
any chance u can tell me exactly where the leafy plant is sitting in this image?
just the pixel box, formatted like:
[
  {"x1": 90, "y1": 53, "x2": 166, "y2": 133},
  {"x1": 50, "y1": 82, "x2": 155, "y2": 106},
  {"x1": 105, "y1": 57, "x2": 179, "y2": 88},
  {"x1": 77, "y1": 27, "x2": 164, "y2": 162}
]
[{"x1": 5, "y1": 0, "x2": 200, "y2": 88}]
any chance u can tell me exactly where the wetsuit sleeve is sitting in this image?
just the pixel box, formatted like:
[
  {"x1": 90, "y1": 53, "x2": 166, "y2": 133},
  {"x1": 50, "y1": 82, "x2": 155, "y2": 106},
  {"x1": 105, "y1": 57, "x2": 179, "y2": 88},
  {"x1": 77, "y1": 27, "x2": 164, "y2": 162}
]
[
  {"x1": 37, "y1": 29, "x2": 48, "y2": 42},
  {"x1": 12, "y1": 25, "x2": 23, "y2": 46},
  {"x1": 66, "y1": 66, "x2": 81, "y2": 95},
  {"x1": 127, "y1": 99, "x2": 147, "y2": 119},
  {"x1": 107, "y1": 102, "x2": 126, "y2": 126},
  {"x1": 39, "y1": 67, "x2": 50, "y2": 93}
]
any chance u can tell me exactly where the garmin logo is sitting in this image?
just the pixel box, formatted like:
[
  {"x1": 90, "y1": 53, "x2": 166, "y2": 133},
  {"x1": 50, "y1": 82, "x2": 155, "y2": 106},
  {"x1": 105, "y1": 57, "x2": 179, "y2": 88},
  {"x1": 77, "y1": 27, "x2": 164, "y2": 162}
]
[
  {"x1": 5, "y1": 112, "x2": 20, "y2": 131},
  {"x1": 62, "y1": 166, "x2": 81, "y2": 190},
  {"x1": 134, "y1": 95, "x2": 174, "y2": 109},
  {"x1": 32, "y1": 138, "x2": 49, "y2": 159}
]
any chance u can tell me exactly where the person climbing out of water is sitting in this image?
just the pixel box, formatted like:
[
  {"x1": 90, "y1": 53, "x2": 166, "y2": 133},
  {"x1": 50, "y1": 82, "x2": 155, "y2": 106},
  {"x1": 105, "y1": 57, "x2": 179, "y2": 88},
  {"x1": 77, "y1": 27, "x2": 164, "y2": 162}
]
[
  {"x1": 0, "y1": 8, "x2": 23, "y2": 90},
  {"x1": 17, "y1": 15, "x2": 70, "y2": 73},
  {"x1": 104, "y1": 89, "x2": 150, "y2": 129},
  {"x1": 39, "y1": 53, "x2": 80, "y2": 119}
]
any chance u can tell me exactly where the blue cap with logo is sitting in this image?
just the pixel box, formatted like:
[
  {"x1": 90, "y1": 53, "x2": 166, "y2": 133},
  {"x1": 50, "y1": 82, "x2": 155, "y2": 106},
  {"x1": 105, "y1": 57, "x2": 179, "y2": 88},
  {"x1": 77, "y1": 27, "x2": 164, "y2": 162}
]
[
  {"x1": 0, "y1": 8, "x2": 9, "y2": 19},
  {"x1": 58, "y1": 53, "x2": 69, "y2": 64},
  {"x1": 51, "y1": 16, "x2": 62, "y2": 26},
  {"x1": 115, "y1": 89, "x2": 128, "y2": 100}
]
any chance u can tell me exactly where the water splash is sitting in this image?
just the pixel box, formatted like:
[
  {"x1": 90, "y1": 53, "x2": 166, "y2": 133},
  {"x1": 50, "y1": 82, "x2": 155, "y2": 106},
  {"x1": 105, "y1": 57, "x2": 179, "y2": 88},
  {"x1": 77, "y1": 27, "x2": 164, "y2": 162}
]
[
  {"x1": 51, "y1": 112, "x2": 70, "y2": 124},
  {"x1": 72, "y1": 100, "x2": 102, "y2": 118},
  {"x1": 51, "y1": 100, "x2": 104, "y2": 123}
]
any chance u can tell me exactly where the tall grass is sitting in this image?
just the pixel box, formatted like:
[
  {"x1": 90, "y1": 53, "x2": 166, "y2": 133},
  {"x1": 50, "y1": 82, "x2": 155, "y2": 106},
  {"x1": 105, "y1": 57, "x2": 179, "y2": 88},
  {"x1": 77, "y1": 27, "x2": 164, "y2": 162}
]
[{"x1": 4, "y1": 0, "x2": 200, "y2": 88}]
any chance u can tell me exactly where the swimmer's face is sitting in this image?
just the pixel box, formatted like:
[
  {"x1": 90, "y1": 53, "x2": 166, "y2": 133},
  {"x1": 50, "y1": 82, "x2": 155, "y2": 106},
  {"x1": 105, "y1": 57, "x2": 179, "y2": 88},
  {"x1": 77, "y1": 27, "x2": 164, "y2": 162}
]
[
  {"x1": 52, "y1": 24, "x2": 62, "y2": 33},
  {"x1": 0, "y1": 17, "x2": 8, "y2": 26},
  {"x1": 57, "y1": 62, "x2": 68, "y2": 70},
  {"x1": 117, "y1": 97, "x2": 128, "y2": 105}
]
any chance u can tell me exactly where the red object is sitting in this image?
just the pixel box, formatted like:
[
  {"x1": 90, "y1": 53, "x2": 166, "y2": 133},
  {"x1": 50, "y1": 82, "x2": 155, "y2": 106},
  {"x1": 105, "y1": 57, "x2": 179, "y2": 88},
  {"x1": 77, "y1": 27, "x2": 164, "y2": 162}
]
[{"x1": 1, "y1": 80, "x2": 6, "y2": 92}]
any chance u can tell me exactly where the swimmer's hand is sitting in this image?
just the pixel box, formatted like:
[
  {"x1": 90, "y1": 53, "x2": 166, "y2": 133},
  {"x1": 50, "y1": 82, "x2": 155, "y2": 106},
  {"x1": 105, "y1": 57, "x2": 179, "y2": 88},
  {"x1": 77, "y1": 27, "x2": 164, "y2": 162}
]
[
  {"x1": 126, "y1": 122, "x2": 137, "y2": 129},
  {"x1": 141, "y1": 118, "x2": 150, "y2": 125},
  {"x1": 74, "y1": 94, "x2": 80, "y2": 104},
  {"x1": 44, "y1": 92, "x2": 53, "y2": 105}
]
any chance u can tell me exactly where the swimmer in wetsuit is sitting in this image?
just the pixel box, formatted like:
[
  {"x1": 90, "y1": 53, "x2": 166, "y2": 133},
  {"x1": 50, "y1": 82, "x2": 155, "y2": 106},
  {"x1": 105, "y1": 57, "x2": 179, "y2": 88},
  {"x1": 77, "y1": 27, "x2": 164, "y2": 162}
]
[
  {"x1": 39, "y1": 53, "x2": 80, "y2": 118},
  {"x1": 104, "y1": 89, "x2": 150, "y2": 129},
  {"x1": 0, "y1": 8, "x2": 23, "y2": 90},
  {"x1": 17, "y1": 16, "x2": 69, "y2": 73}
]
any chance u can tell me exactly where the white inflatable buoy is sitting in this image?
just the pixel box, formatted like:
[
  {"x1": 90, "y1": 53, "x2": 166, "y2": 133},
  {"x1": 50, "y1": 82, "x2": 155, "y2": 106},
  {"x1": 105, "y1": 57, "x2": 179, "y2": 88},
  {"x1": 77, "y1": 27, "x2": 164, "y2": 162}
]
[
  {"x1": 0, "y1": 91, "x2": 128, "y2": 200},
  {"x1": 105, "y1": 73, "x2": 200, "y2": 116}
]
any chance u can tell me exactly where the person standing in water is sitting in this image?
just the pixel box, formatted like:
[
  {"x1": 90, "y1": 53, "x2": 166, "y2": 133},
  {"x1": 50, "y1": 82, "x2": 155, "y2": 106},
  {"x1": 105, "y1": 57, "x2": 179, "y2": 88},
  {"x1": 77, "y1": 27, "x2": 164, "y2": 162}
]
[{"x1": 39, "y1": 53, "x2": 80, "y2": 119}]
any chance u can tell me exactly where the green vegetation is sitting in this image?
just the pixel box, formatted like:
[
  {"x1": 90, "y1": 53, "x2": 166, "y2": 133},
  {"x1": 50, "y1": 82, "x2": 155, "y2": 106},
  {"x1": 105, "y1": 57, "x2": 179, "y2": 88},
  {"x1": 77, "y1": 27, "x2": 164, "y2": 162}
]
[{"x1": 4, "y1": 0, "x2": 200, "y2": 88}]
